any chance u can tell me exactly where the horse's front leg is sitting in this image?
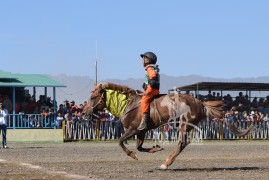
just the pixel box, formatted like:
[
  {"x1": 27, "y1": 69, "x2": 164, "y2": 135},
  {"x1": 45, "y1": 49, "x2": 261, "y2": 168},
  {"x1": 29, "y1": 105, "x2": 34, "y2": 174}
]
[
  {"x1": 136, "y1": 131, "x2": 164, "y2": 153},
  {"x1": 119, "y1": 128, "x2": 138, "y2": 160}
]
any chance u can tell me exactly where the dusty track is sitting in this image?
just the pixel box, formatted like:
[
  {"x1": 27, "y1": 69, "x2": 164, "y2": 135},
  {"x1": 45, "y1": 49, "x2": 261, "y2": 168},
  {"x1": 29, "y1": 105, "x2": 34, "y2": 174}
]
[{"x1": 0, "y1": 140, "x2": 269, "y2": 180}]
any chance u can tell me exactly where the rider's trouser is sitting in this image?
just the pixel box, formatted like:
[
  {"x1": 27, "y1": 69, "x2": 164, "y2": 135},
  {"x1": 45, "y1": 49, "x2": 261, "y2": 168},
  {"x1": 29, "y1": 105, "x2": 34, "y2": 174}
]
[{"x1": 141, "y1": 88, "x2": 159, "y2": 114}]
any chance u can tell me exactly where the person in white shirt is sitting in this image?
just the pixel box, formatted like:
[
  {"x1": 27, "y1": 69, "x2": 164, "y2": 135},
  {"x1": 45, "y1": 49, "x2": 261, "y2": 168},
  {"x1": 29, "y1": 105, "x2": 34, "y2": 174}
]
[
  {"x1": 0, "y1": 101, "x2": 8, "y2": 149},
  {"x1": 263, "y1": 113, "x2": 269, "y2": 128}
]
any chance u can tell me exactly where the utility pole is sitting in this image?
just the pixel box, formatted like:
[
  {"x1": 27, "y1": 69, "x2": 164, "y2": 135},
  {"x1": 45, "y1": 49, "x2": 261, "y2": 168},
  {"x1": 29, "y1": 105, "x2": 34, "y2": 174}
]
[
  {"x1": 94, "y1": 41, "x2": 100, "y2": 140},
  {"x1": 95, "y1": 41, "x2": 98, "y2": 85}
]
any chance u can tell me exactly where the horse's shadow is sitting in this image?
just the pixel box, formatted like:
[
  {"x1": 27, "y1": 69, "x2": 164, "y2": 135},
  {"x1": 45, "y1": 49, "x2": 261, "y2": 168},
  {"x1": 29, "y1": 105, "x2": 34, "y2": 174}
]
[
  {"x1": 153, "y1": 166, "x2": 266, "y2": 172},
  {"x1": 18, "y1": 146, "x2": 53, "y2": 149}
]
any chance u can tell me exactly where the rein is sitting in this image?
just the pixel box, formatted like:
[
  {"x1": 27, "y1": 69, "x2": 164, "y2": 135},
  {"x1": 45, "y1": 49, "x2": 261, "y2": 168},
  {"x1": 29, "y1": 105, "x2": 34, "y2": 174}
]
[{"x1": 90, "y1": 92, "x2": 105, "y2": 118}]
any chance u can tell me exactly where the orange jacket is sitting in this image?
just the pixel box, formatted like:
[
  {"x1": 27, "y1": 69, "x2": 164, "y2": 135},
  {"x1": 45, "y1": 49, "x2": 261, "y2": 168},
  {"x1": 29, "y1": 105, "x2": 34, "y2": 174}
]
[{"x1": 144, "y1": 65, "x2": 159, "y2": 94}]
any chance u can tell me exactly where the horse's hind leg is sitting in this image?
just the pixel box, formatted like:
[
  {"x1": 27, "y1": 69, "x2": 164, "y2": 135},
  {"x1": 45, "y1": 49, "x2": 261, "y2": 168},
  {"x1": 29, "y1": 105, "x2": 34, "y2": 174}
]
[
  {"x1": 136, "y1": 132, "x2": 164, "y2": 153},
  {"x1": 118, "y1": 128, "x2": 138, "y2": 160},
  {"x1": 160, "y1": 131, "x2": 190, "y2": 169}
]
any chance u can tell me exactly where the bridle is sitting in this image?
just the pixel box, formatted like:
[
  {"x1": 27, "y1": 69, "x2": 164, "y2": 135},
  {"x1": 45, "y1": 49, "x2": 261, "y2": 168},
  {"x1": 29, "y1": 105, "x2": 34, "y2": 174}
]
[{"x1": 88, "y1": 91, "x2": 106, "y2": 118}]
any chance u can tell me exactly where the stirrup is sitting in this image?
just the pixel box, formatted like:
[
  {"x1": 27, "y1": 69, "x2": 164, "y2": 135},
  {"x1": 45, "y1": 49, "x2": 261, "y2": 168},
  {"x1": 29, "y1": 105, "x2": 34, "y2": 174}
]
[{"x1": 137, "y1": 121, "x2": 147, "y2": 131}]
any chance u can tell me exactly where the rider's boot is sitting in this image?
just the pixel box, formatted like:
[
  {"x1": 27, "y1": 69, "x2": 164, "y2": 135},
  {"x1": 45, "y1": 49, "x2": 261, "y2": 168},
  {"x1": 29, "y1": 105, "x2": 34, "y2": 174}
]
[{"x1": 137, "y1": 112, "x2": 149, "y2": 131}]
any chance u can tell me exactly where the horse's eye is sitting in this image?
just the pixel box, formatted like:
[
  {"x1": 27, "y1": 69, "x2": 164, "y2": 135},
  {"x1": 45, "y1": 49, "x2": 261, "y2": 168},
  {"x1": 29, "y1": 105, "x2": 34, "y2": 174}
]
[{"x1": 91, "y1": 96, "x2": 96, "y2": 100}]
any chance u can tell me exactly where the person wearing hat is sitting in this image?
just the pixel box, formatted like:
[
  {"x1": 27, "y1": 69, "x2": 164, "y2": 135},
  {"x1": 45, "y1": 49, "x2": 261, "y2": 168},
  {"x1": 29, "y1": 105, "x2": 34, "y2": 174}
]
[
  {"x1": 70, "y1": 100, "x2": 78, "y2": 114},
  {"x1": 0, "y1": 101, "x2": 8, "y2": 148},
  {"x1": 137, "y1": 52, "x2": 160, "y2": 131}
]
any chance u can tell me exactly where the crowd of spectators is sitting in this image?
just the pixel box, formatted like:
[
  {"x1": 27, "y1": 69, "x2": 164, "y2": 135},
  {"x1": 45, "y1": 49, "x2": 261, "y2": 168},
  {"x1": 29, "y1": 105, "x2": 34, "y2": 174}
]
[{"x1": 194, "y1": 91, "x2": 269, "y2": 128}]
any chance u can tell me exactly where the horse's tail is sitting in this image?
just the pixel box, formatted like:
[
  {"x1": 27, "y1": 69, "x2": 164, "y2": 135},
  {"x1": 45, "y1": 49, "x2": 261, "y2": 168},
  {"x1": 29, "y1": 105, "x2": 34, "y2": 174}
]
[
  {"x1": 227, "y1": 123, "x2": 253, "y2": 136},
  {"x1": 202, "y1": 101, "x2": 224, "y2": 118},
  {"x1": 203, "y1": 101, "x2": 253, "y2": 137}
]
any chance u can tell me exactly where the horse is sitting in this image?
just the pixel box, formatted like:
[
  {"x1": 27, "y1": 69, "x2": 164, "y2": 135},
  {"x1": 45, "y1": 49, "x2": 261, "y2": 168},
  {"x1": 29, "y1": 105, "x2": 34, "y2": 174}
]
[{"x1": 81, "y1": 82, "x2": 244, "y2": 169}]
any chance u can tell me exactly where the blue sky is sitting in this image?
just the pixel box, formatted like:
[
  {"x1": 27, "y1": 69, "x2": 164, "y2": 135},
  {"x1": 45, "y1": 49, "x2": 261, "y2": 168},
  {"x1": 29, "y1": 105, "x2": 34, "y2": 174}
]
[{"x1": 0, "y1": 0, "x2": 268, "y2": 80}]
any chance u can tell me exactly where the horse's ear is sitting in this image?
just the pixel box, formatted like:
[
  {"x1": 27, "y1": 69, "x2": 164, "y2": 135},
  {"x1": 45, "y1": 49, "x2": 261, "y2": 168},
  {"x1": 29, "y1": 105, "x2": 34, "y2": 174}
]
[{"x1": 98, "y1": 84, "x2": 103, "y2": 90}]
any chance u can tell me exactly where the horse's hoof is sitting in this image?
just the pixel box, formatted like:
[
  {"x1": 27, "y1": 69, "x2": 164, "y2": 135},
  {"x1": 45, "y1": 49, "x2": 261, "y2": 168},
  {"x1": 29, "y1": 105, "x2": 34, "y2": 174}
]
[
  {"x1": 130, "y1": 151, "x2": 138, "y2": 160},
  {"x1": 160, "y1": 164, "x2": 168, "y2": 170}
]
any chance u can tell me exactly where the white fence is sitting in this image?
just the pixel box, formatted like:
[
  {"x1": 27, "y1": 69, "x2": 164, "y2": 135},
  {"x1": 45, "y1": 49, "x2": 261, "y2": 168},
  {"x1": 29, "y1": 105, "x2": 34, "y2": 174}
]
[{"x1": 64, "y1": 120, "x2": 269, "y2": 141}]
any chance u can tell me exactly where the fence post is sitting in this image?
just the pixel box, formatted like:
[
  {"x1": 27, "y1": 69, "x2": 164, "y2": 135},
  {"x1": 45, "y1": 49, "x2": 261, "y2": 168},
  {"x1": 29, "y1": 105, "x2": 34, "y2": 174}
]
[
  {"x1": 247, "y1": 121, "x2": 251, "y2": 140},
  {"x1": 62, "y1": 120, "x2": 66, "y2": 140},
  {"x1": 219, "y1": 121, "x2": 223, "y2": 140},
  {"x1": 160, "y1": 126, "x2": 164, "y2": 141},
  {"x1": 96, "y1": 119, "x2": 100, "y2": 140}
]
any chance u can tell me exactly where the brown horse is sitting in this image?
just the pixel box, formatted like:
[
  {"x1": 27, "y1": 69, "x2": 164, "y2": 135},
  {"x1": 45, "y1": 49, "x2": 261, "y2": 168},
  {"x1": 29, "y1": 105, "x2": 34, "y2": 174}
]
[{"x1": 82, "y1": 83, "x2": 225, "y2": 169}]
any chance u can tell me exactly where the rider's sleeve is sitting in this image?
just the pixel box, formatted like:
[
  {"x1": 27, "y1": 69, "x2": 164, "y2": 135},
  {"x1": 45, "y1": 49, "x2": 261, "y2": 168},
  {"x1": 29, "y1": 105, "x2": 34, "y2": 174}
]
[{"x1": 146, "y1": 67, "x2": 157, "y2": 79}]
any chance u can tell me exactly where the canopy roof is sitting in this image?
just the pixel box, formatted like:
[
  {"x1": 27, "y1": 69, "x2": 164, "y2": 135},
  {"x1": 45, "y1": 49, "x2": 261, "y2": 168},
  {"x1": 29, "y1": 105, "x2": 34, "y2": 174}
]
[
  {"x1": 0, "y1": 70, "x2": 65, "y2": 87},
  {"x1": 169, "y1": 82, "x2": 269, "y2": 92}
]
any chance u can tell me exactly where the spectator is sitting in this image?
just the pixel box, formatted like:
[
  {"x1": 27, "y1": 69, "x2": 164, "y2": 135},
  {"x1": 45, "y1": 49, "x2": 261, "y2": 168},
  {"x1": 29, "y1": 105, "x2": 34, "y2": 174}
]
[
  {"x1": 263, "y1": 96, "x2": 269, "y2": 114},
  {"x1": 0, "y1": 101, "x2": 8, "y2": 148},
  {"x1": 216, "y1": 92, "x2": 222, "y2": 101},
  {"x1": 83, "y1": 101, "x2": 87, "y2": 108},
  {"x1": 243, "y1": 95, "x2": 251, "y2": 112},
  {"x1": 36, "y1": 95, "x2": 45, "y2": 109},
  {"x1": 57, "y1": 104, "x2": 66, "y2": 118},
  {"x1": 79, "y1": 104, "x2": 84, "y2": 112},
  {"x1": 64, "y1": 100, "x2": 71, "y2": 113},
  {"x1": 39, "y1": 108, "x2": 48, "y2": 127},
  {"x1": 101, "y1": 109, "x2": 111, "y2": 140},
  {"x1": 207, "y1": 90, "x2": 213, "y2": 101},
  {"x1": 55, "y1": 112, "x2": 64, "y2": 128},
  {"x1": 163, "y1": 124, "x2": 171, "y2": 140},
  {"x1": 3, "y1": 95, "x2": 12, "y2": 112},
  {"x1": 72, "y1": 110, "x2": 81, "y2": 123},
  {"x1": 28, "y1": 115, "x2": 37, "y2": 127},
  {"x1": 65, "y1": 110, "x2": 74, "y2": 136},
  {"x1": 113, "y1": 116, "x2": 128, "y2": 144},
  {"x1": 45, "y1": 97, "x2": 53, "y2": 107},
  {"x1": 224, "y1": 111, "x2": 232, "y2": 139},
  {"x1": 263, "y1": 113, "x2": 269, "y2": 128},
  {"x1": 212, "y1": 92, "x2": 216, "y2": 100},
  {"x1": 40, "y1": 100, "x2": 49, "y2": 112},
  {"x1": 250, "y1": 111, "x2": 259, "y2": 123},
  {"x1": 25, "y1": 97, "x2": 37, "y2": 113},
  {"x1": 251, "y1": 97, "x2": 258, "y2": 109},
  {"x1": 70, "y1": 100, "x2": 78, "y2": 114},
  {"x1": 257, "y1": 98, "x2": 264, "y2": 112},
  {"x1": 47, "y1": 108, "x2": 55, "y2": 126}
]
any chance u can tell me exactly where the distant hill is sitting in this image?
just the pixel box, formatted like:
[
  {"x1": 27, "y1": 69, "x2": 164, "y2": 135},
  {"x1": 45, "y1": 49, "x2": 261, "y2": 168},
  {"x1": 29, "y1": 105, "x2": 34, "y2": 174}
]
[{"x1": 44, "y1": 74, "x2": 269, "y2": 105}]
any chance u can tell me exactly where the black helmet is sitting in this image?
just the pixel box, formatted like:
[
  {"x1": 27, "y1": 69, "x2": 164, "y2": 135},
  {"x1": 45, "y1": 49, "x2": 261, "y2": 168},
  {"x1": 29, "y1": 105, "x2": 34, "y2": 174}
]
[{"x1": 140, "y1": 52, "x2": 157, "y2": 64}]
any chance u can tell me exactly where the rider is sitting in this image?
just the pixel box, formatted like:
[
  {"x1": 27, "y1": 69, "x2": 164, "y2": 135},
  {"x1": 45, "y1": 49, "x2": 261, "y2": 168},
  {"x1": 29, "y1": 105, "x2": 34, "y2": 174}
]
[{"x1": 137, "y1": 52, "x2": 160, "y2": 131}]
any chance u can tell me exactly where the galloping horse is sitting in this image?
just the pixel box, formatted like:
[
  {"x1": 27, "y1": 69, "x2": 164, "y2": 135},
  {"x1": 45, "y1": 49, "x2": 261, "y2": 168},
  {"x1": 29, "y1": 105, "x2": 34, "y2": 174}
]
[{"x1": 82, "y1": 83, "x2": 224, "y2": 169}]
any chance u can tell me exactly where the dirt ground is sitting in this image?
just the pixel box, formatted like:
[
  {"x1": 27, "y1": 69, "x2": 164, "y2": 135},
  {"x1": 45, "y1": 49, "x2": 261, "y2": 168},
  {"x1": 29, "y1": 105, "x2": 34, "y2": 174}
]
[{"x1": 0, "y1": 140, "x2": 269, "y2": 180}]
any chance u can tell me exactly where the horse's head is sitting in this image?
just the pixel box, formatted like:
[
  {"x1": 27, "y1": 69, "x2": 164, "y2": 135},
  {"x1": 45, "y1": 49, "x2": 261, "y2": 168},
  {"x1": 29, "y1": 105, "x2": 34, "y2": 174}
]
[{"x1": 82, "y1": 84, "x2": 106, "y2": 120}]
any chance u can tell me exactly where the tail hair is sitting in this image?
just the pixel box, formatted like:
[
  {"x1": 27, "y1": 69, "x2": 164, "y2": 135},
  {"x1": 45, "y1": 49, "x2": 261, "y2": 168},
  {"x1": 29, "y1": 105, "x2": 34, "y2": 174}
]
[
  {"x1": 203, "y1": 101, "x2": 224, "y2": 118},
  {"x1": 227, "y1": 123, "x2": 253, "y2": 136}
]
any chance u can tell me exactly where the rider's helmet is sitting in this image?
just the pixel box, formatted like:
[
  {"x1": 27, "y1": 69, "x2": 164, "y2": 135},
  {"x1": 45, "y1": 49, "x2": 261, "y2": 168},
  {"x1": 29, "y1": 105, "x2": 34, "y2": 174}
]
[{"x1": 140, "y1": 52, "x2": 157, "y2": 64}]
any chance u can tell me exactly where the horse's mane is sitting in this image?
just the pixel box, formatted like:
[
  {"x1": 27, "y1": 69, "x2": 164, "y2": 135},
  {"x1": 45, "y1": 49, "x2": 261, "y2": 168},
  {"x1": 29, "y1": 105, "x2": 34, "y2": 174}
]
[{"x1": 98, "y1": 82, "x2": 139, "y2": 97}]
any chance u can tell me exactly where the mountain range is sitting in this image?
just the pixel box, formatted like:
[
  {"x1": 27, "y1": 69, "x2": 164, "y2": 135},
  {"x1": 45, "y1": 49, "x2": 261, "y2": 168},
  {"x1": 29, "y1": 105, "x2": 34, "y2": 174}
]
[{"x1": 43, "y1": 74, "x2": 269, "y2": 105}]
